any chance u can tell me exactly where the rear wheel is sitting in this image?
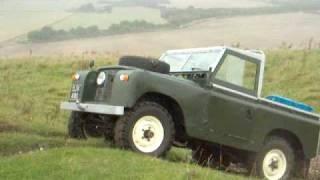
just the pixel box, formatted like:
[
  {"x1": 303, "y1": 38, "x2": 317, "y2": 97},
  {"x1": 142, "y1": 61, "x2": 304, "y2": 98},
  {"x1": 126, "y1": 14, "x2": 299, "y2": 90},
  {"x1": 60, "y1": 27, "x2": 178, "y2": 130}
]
[
  {"x1": 255, "y1": 137, "x2": 295, "y2": 180},
  {"x1": 294, "y1": 158, "x2": 310, "y2": 178},
  {"x1": 114, "y1": 101, "x2": 175, "y2": 156}
]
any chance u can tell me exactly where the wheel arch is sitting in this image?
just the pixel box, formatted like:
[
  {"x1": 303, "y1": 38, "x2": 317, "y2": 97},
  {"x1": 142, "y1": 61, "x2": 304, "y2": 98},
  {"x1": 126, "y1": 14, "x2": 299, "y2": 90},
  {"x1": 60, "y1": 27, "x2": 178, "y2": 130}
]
[
  {"x1": 265, "y1": 128, "x2": 305, "y2": 159},
  {"x1": 136, "y1": 92, "x2": 188, "y2": 142}
]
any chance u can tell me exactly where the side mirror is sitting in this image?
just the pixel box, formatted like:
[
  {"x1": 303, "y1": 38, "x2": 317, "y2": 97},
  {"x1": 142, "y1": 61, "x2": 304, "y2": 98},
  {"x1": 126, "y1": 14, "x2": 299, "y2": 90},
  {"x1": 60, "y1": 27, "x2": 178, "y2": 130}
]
[{"x1": 89, "y1": 60, "x2": 95, "y2": 69}]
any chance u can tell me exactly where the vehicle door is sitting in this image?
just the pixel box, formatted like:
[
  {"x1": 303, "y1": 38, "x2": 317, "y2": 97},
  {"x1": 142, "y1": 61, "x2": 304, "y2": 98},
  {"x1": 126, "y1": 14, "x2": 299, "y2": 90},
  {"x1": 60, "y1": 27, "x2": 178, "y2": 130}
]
[{"x1": 207, "y1": 49, "x2": 261, "y2": 148}]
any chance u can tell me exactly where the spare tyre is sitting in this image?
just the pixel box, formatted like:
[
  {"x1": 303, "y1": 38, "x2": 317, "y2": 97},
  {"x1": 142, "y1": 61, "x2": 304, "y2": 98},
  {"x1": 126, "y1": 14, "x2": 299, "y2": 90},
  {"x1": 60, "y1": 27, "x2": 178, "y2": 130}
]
[{"x1": 119, "y1": 56, "x2": 170, "y2": 74}]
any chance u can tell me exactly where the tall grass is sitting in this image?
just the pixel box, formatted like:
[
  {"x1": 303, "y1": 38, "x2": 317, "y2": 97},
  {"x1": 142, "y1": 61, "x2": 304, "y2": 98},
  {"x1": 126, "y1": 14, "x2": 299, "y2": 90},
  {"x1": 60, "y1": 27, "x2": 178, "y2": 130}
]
[{"x1": 263, "y1": 49, "x2": 320, "y2": 112}]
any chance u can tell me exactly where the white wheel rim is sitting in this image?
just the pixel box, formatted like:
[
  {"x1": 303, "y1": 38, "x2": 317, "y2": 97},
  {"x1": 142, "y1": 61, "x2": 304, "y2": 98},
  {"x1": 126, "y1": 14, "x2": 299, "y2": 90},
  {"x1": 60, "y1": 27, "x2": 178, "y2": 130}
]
[
  {"x1": 132, "y1": 116, "x2": 164, "y2": 153},
  {"x1": 262, "y1": 149, "x2": 287, "y2": 180}
]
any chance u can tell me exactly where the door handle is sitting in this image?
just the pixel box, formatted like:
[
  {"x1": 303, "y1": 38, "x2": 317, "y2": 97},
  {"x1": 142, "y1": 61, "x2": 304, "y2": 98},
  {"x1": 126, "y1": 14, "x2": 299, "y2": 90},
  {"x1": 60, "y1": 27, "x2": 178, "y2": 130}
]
[{"x1": 246, "y1": 109, "x2": 253, "y2": 120}]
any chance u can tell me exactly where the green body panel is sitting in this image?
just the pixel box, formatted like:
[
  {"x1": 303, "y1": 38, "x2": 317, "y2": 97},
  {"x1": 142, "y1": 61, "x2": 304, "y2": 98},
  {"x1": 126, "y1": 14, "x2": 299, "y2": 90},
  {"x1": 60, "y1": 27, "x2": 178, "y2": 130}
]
[
  {"x1": 253, "y1": 100, "x2": 320, "y2": 158},
  {"x1": 73, "y1": 66, "x2": 320, "y2": 158}
]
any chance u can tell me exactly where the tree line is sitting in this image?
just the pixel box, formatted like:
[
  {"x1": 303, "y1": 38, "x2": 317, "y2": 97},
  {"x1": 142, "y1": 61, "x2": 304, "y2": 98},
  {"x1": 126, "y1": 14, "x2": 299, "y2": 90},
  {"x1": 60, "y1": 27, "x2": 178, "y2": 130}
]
[
  {"x1": 27, "y1": 20, "x2": 166, "y2": 42},
  {"x1": 160, "y1": 2, "x2": 320, "y2": 26}
]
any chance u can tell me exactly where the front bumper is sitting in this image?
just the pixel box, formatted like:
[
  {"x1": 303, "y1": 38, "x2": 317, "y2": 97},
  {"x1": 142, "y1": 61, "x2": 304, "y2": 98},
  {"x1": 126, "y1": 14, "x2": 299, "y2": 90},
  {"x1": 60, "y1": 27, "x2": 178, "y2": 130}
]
[{"x1": 60, "y1": 102, "x2": 124, "y2": 115}]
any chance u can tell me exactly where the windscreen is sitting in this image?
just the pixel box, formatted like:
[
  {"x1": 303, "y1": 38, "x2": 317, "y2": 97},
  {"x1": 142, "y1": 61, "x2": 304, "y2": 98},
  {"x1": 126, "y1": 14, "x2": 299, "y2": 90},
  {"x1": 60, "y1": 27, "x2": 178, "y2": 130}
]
[{"x1": 161, "y1": 49, "x2": 222, "y2": 72}]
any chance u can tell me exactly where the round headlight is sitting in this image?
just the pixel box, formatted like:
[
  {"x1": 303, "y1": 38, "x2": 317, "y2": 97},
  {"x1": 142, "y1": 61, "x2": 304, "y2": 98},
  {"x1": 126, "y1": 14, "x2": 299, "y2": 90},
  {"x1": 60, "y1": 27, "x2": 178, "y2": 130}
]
[
  {"x1": 74, "y1": 73, "x2": 80, "y2": 80},
  {"x1": 96, "y1": 72, "x2": 106, "y2": 85},
  {"x1": 72, "y1": 73, "x2": 80, "y2": 81}
]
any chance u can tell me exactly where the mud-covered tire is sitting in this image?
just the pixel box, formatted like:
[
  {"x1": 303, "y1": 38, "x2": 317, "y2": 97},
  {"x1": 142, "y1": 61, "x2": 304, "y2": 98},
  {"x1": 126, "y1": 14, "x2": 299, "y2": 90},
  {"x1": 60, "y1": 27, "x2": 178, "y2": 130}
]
[
  {"x1": 114, "y1": 101, "x2": 174, "y2": 157},
  {"x1": 68, "y1": 112, "x2": 115, "y2": 140},
  {"x1": 104, "y1": 118, "x2": 116, "y2": 141},
  {"x1": 119, "y1": 56, "x2": 170, "y2": 74},
  {"x1": 294, "y1": 158, "x2": 310, "y2": 178},
  {"x1": 255, "y1": 136, "x2": 295, "y2": 180},
  {"x1": 68, "y1": 112, "x2": 86, "y2": 139}
]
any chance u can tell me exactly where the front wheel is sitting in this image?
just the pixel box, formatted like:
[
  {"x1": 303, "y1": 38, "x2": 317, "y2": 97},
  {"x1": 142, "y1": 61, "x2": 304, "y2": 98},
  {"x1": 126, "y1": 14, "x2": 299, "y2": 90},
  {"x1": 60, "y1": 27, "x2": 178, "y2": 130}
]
[
  {"x1": 114, "y1": 101, "x2": 175, "y2": 157},
  {"x1": 255, "y1": 137, "x2": 295, "y2": 180}
]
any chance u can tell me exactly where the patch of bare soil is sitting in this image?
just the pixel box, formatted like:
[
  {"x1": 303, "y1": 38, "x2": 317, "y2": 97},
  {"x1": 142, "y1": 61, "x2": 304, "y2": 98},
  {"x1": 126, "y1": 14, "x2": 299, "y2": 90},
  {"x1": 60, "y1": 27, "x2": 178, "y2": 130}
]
[{"x1": 0, "y1": 121, "x2": 21, "y2": 132}]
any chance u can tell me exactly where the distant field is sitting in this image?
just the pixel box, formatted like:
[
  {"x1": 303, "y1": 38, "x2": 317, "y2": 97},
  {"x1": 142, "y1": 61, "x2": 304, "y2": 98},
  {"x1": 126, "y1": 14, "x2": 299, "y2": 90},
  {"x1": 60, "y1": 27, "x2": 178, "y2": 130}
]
[
  {"x1": 0, "y1": 0, "x2": 91, "y2": 42},
  {"x1": 52, "y1": 6, "x2": 167, "y2": 30},
  {"x1": 0, "y1": 0, "x2": 102, "y2": 11},
  {"x1": 167, "y1": 0, "x2": 271, "y2": 8},
  {"x1": 1, "y1": 12, "x2": 320, "y2": 57},
  {"x1": 0, "y1": 12, "x2": 70, "y2": 42},
  {"x1": 0, "y1": 0, "x2": 166, "y2": 42}
]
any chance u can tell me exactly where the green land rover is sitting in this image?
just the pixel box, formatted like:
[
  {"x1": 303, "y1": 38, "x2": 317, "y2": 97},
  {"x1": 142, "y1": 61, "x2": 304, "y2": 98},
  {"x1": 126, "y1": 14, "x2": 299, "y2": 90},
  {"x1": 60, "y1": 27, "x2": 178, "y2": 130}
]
[{"x1": 61, "y1": 46, "x2": 320, "y2": 180}]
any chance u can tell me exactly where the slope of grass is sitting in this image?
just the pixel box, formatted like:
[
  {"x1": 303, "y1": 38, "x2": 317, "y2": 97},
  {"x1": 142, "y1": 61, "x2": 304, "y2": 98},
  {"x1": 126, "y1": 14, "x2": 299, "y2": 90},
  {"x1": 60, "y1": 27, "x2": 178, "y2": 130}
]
[
  {"x1": 263, "y1": 49, "x2": 320, "y2": 111},
  {"x1": 0, "y1": 132, "x2": 106, "y2": 156},
  {"x1": 0, "y1": 49, "x2": 319, "y2": 179},
  {"x1": 0, "y1": 147, "x2": 246, "y2": 180},
  {"x1": 0, "y1": 56, "x2": 118, "y2": 154}
]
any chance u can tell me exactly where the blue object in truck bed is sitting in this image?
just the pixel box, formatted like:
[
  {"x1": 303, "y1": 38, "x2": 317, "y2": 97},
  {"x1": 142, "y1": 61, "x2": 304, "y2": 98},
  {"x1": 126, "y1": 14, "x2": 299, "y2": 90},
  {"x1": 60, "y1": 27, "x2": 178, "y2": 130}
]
[{"x1": 266, "y1": 95, "x2": 314, "y2": 112}]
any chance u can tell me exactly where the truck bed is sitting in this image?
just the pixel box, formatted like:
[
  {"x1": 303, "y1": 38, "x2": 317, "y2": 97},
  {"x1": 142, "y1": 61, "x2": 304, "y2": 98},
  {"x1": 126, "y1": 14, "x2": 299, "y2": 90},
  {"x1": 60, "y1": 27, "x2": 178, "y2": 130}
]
[{"x1": 260, "y1": 98, "x2": 320, "y2": 121}]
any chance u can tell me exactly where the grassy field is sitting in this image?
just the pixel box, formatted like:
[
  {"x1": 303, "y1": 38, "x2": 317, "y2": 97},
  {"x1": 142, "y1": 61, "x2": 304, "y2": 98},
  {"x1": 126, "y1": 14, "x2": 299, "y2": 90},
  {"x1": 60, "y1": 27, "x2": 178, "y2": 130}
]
[
  {"x1": 0, "y1": 12, "x2": 71, "y2": 42},
  {"x1": 0, "y1": 0, "x2": 82, "y2": 42},
  {"x1": 0, "y1": 49, "x2": 319, "y2": 179},
  {"x1": 263, "y1": 49, "x2": 320, "y2": 110},
  {"x1": 0, "y1": 147, "x2": 247, "y2": 180}
]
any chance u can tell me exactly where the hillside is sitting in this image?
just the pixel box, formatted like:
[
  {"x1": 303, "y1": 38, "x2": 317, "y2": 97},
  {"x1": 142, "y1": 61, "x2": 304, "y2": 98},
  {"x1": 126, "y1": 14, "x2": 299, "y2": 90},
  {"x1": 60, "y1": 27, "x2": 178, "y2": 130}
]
[
  {"x1": 0, "y1": 147, "x2": 246, "y2": 180},
  {"x1": 1, "y1": 12, "x2": 320, "y2": 57},
  {"x1": 0, "y1": 0, "x2": 320, "y2": 50},
  {"x1": 0, "y1": 49, "x2": 320, "y2": 179},
  {"x1": 0, "y1": 0, "x2": 272, "y2": 42}
]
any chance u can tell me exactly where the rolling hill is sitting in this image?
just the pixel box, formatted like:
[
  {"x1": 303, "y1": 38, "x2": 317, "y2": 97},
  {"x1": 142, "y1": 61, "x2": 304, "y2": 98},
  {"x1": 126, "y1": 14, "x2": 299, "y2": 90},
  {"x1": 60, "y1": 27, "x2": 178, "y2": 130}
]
[
  {"x1": 0, "y1": 49, "x2": 320, "y2": 179},
  {"x1": 0, "y1": 0, "x2": 271, "y2": 43},
  {"x1": 1, "y1": 12, "x2": 320, "y2": 57}
]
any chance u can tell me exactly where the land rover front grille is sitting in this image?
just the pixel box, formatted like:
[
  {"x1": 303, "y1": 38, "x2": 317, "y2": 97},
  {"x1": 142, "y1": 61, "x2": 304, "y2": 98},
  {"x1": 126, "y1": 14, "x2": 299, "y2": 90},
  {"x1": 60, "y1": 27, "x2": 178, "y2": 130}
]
[
  {"x1": 95, "y1": 72, "x2": 114, "y2": 101},
  {"x1": 70, "y1": 82, "x2": 81, "y2": 101}
]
